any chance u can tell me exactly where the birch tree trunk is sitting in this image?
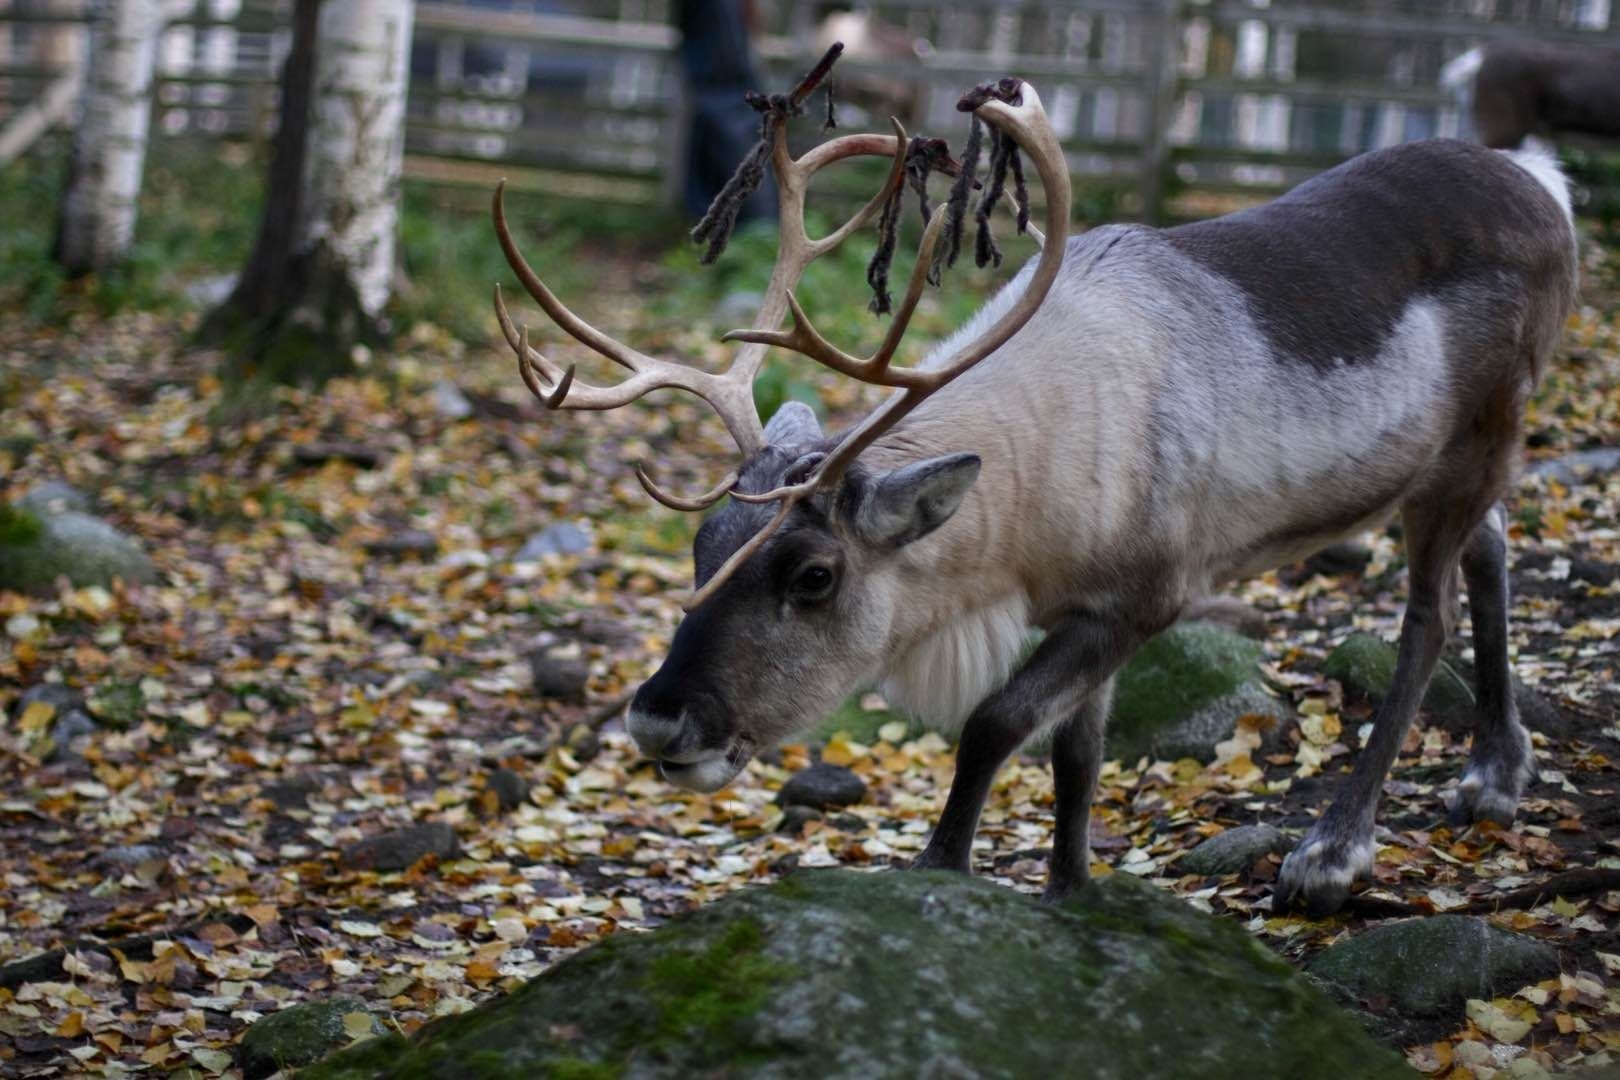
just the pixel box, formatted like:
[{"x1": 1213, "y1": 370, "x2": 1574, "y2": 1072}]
[
  {"x1": 54, "y1": 0, "x2": 161, "y2": 275},
  {"x1": 204, "y1": 0, "x2": 415, "y2": 385}
]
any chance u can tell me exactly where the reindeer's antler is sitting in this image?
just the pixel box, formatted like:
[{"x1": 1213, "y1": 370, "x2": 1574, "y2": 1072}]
[{"x1": 492, "y1": 50, "x2": 1069, "y2": 609}]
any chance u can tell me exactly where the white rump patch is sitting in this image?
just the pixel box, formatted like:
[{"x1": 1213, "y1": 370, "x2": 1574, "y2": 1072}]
[
  {"x1": 1503, "y1": 142, "x2": 1574, "y2": 224},
  {"x1": 881, "y1": 593, "x2": 1032, "y2": 734},
  {"x1": 1438, "y1": 47, "x2": 1482, "y2": 93}
]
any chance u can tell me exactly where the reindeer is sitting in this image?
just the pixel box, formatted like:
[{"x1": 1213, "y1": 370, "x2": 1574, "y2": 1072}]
[
  {"x1": 1442, "y1": 38, "x2": 1620, "y2": 150},
  {"x1": 491, "y1": 54, "x2": 1577, "y2": 915}
]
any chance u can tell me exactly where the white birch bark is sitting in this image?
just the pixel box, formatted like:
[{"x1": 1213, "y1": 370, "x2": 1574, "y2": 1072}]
[
  {"x1": 299, "y1": 0, "x2": 414, "y2": 320},
  {"x1": 55, "y1": 0, "x2": 162, "y2": 273}
]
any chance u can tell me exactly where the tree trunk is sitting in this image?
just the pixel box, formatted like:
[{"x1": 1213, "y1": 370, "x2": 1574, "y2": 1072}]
[
  {"x1": 53, "y1": 0, "x2": 162, "y2": 275},
  {"x1": 203, "y1": 0, "x2": 415, "y2": 386}
]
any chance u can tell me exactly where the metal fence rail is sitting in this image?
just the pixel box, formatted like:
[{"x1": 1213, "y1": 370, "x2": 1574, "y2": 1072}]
[{"x1": 1, "y1": 0, "x2": 1616, "y2": 219}]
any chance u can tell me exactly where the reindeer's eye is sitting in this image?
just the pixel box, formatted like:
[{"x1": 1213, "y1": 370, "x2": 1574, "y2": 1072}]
[{"x1": 792, "y1": 563, "x2": 836, "y2": 601}]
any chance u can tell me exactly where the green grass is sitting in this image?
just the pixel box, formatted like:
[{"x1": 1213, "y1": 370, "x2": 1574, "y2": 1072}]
[{"x1": 0, "y1": 139, "x2": 682, "y2": 344}]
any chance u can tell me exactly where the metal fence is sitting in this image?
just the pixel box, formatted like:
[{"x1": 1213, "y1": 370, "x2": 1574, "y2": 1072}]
[{"x1": 1, "y1": 0, "x2": 1617, "y2": 220}]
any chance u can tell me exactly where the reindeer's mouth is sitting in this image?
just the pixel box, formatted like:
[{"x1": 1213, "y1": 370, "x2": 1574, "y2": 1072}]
[{"x1": 658, "y1": 738, "x2": 752, "y2": 793}]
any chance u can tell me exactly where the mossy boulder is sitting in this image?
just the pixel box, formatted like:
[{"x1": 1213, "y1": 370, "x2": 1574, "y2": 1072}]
[
  {"x1": 1307, "y1": 915, "x2": 1559, "y2": 1019},
  {"x1": 306, "y1": 870, "x2": 1411, "y2": 1080},
  {"x1": 0, "y1": 503, "x2": 155, "y2": 593},
  {"x1": 1321, "y1": 633, "x2": 1475, "y2": 718},
  {"x1": 1108, "y1": 621, "x2": 1290, "y2": 762},
  {"x1": 238, "y1": 995, "x2": 384, "y2": 1078}
]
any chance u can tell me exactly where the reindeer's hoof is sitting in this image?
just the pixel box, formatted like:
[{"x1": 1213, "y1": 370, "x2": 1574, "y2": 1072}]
[
  {"x1": 908, "y1": 847, "x2": 971, "y2": 874},
  {"x1": 1273, "y1": 831, "x2": 1374, "y2": 917},
  {"x1": 1447, "y1": 765, "x2": 1526, "y2": 829},
  {"x1": 1040, "y1": 877, "x2": 1085, "y2": 905},
  {"x1": 1447, "y1": 733, "x2": 1534, "y2": 829}
]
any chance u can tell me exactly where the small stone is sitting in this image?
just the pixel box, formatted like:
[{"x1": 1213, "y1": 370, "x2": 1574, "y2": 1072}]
[
  {"x1": 527, "y1": 649, "x2": 589, "y2": 704},
  {"x1": 438, "y1": 548, "x2": 490, "y2": 571},
  {"x1": 778, "y1": 763, "x2": 867, "y2": 810},
  {"x1": 1568, "y1": 556, "x2": 1619, "y2": 587},
  {"x1": 16, "y1": 683, "x2": 83, "y2": 720},
  {"x1": 47, "y1": 709, "x2": 98, "y2": 760},
  {"x1": 342, "y1": 822, "x2": 460, "y2": 872},
  {"x1": 515, "y1": 521, "x2": 592, "y2": 561},
  {"x1": 15, "y1": 481, "x2": 91, "y2": 516},
  {"x1": 574, "y1": 613, "x2": 638, "y2": 647},
  {"x1": 238, "y1": 995, "x2": 384, "y2": 1079},
  {"x1": 262, "y1": 775, "x2": 322, "y2": 811},
  {"x1": 293, "y1": 441, "x2": 386, "y2": 469},
  {"x1": 95, "y1": 844, "x2": 167, "y2": 872},
  {"x1": 563, "y1": 722, "x2": 601, "y2": 762},
  {"x1": 365, "y1": 530, "x2": 438, "y2": 558},
  {"x1": 485, "y1": 768, "x2": 530, "y2": 812},
  {"x1": 431, "y1": 379, "x2": 474, "y2": 420},
  {"x1": 1180, "y1": 824, "x2": 1292, "y2": 876},
  {"x1": 778, "y1": 804, "x2": 822, "y2": 834}
]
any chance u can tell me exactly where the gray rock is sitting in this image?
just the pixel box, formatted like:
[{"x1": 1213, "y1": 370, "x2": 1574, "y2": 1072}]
[
  {"x1": 1107, "y1": 623, "x2": 1288, "y2": 763},
  {"x1": 15, "y1": 481, "x2": 91, "y2": 516},
  {"x1": 1524, "y1": 446, "x2": 1620, "y2": 485},
  {"x1": 342, "y1": 822, "x2": 460, "y2": 873},
  {"x1": 1180, "y1": 824, "x2": 1293, "y2": 876},
  {"x1": 306, "y1": 871, "x2": 1410, "y2": 1080},
  {"x1": 16, "y1": 684, "x2": 100, "y2": 761},
  {"x1": 431, "y1": 379, "x2": 474, "y2": 420},
  {"x1": 1322, "y1": 632, "x2": 1475, "y2": 717},
  {"x1": 515, "y1": 521, "x2": 592, "y2": 561},
  {"x1": 0, "y1": 505, "x2": 155, "y2": 593},
  {"x1": 777, "y1": 763, "x2": 867, "y2": 810},
  {"x1": 1308, "y1": 915, "x2": 1559, "y2": 1023},
  {"x1": 485, "y1": 768, "x2": 530, "y2": 812},
  {"x1": 262, "y1": 775, "x2": 322, "y2": 811},
  {"x1": 239, "y1": 995, "x2": 384, "y2": 1079},
  {"x1": 527, "y1": 648, "x2": 589, "y2": 704}
]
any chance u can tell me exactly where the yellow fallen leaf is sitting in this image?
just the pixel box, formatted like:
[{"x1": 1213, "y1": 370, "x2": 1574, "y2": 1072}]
[
  {"x1": 1465, "y1": 998, "x2": 1533, "y2": 1043},
  {"x1": 18, "y1": 700, "x2": 55, "y2": 733},
  {"x1": 342, "y1": 1012, "x2": 377, "y2": 1041}
]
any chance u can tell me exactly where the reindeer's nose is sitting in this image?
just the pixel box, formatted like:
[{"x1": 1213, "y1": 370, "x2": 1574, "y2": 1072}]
[{"x1": 625, "y1": 693, "x2": 684, "y2": 760}]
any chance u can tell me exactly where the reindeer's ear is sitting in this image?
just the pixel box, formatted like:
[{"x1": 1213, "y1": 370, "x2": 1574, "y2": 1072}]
[
  {"x1": 856, "y1": 453, "x2": 981, "y2": 549},
  {"x1": 762, "y1": 401, "x2": 822, "y2": 448}
]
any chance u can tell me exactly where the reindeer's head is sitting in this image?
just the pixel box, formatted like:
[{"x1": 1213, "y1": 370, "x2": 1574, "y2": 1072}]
[{"x1": 492, "y1": 56, "x2": 1069, "y2": 792}]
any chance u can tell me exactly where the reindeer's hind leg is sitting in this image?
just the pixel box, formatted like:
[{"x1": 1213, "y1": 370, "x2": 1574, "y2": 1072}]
[
  {"x1": 1276, "y1": 497, "x2": 1475, "y2": 916},
  {"x1": 1450, "y1": 504, "x2": 1536, "y2": 826}
]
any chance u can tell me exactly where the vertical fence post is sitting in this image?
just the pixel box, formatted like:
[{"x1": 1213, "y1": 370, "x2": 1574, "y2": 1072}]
[{"x1": 1138, "y1": 0, "x2": 1180, "y2": 224}]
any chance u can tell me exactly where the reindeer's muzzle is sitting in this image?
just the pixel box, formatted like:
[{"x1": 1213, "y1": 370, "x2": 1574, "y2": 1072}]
[{"x1": 626, "y1": 676, "x2": 748, "y2": 793}]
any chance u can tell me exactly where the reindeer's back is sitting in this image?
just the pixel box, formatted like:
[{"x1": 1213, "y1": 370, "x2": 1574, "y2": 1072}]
[{"x1": 1162, "y1": 138, "x2": 1574, "y2": 374}]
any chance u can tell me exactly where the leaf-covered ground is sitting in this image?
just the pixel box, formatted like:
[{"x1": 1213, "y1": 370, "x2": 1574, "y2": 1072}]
[{"x1": 2, "y1": 221, "x2": 1620, "y2": 1077}]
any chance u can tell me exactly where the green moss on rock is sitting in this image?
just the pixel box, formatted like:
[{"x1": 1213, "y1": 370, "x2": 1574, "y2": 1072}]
[
  {"x1": 0, "y1": 504, "x2": 154, "y2": 593},
  {"x1": 306, "y1": 870, "x2": 1411, "y2": 1080},
  {"x1": 1307, "y1": 915, "x2": 1559, "y2": 1018},
  {"x1": 1108, "y1": 622, "x2": 1286, "y2": 762},
  {"x1": 238, "y1": 995, "x2": 383, "y2": 1079},
  {"x1": 1322, "y1": 633, "x2": 1475, "y2": 717}
]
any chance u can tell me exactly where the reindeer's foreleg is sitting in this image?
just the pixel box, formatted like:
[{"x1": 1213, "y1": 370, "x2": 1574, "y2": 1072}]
[
  {"x1": 1045, "y1": 676, "x2": 1115, "y2": 901},
  {"x1": 912, "y1": 613, "x2": 1141, "y2": 878}
]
